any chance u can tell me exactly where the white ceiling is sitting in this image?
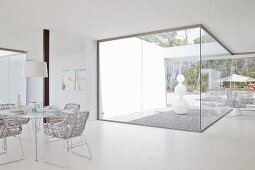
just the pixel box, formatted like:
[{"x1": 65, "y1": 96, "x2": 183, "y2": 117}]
[{"x1": 0, "y1": 0, "x2": 255, "y2": 53}]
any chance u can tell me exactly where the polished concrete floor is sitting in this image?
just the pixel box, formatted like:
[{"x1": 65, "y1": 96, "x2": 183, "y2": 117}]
[{"x1": 1, "y1": 110, "x2": 255, "y2": 170}]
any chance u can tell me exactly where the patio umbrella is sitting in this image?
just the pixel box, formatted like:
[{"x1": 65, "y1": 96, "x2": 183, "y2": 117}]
[
  {"x1": 218, "y1": 74, "x2": 255, "y2": 83},
  {"x1": 217, "y1": 74, "x2": 255, "y2": 116}
]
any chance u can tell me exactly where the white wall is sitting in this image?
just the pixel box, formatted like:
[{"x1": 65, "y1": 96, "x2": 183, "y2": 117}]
[
  {"x1": 100, "y1": 37, "x2": 166, "y2": 117},
  {"x1": 8, "y1": 54, "x2": 27, "y2": 104},
  {"x1": 100, "y1": 38, "x2": 142, "y2": 117},
  {"x1": 0, "y1": 26, "x2": 43, "y2": 104},
  {"x1": 50, "y1": 31, "x2": 97, "y2": 120},
  {"x1": 142, "y1": 40, "x2": 166, "y2": 111}
]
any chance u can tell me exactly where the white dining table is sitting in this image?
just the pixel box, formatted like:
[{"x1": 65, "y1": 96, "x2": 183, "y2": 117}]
[{"x1": 0, "y1": 108, "x2": 64, "y2": 162}]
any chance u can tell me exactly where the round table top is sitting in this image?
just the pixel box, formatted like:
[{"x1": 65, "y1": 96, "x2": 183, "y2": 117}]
[{"x1": 0, "y1": 108, "x2": 65, "y2": 118}]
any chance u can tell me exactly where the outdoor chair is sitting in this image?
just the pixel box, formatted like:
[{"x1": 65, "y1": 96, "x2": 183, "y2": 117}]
[{"x1": 226, "y1": 89, "x2": 246, "y2": 116}]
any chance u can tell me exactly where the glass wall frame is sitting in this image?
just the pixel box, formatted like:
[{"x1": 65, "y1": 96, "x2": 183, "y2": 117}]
[{"x1": 97, "y1": 24, "x2": 232, "y2": 132}]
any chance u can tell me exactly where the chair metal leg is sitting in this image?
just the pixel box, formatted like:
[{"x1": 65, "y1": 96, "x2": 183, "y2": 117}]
[
  {"x1": 43, "y1": 137, "x2": 70, "y2": 169},
  {"x1": 0, "y1": 136, "x2": 24, "y2": 166},
  {"x1": 83, "y1": 135, "x2": 92, "y2": 159},
  {"x1": 45, "y1": 137, "x2": 61, "y2": 144},
  {"x1": 65, "y1": 139, "x2": 70, "y2": 169},
  {"x1": 0, "y1": 138, "x2": 7, "y2": 154},
  {"x1": 3, "y1": 138, "x2": 7, "y2": 151},
  {"x1": 71, "y1": 135, "x2": 92, "y2": 159},
  {"x1": 0, "y1": 139, "x2": 3, "y2": 149},
  {"x1": 43, "y1": 135, "x2": 92, "y2": 168},
  {"x1": 26, "y1": 123, "x2": 32, "y2": 141},
  {"x1": 70, "y1": 136, "x2": 83, "y2": 146},
  {"x1": 19, "y1": 124, "x2": 32, "y2": 142},
  {"x1": 19, "y1": 136, "x2": 25, "y2": 158},
  {"x1": 42, "y1": 135, "x2": 48, "y2": 162}
]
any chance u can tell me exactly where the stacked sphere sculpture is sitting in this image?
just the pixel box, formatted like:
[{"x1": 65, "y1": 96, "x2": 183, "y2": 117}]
[{"x1": 173, "y1": 74, "x2": 189, "y2": 115}]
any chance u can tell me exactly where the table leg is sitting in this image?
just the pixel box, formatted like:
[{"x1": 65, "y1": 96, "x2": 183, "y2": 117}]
[
  {"x1": 32, "y1": 118, "x2": 39, "y2": 162},
  {"x1": 0, "y1": 138, "x2": 7, "y2": 154}
]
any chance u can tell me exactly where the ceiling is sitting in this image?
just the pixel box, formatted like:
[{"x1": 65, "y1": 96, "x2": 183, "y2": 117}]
[{"x1": 0, "y1": 0, "x2": 255, "y2": 53}]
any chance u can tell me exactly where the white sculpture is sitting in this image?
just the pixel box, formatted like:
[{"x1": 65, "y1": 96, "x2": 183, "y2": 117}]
[{"x1": 173, "y1": 74, "x2": 189, "y2": 115}]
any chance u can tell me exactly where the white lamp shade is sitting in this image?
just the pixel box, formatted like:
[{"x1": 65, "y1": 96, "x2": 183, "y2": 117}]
[{"x1": 23, "y1": 61, "x2": 48, "y2": 78}]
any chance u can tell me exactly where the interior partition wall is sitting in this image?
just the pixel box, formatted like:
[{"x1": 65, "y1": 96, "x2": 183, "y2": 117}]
[
  {"x1": 0, "y1": 50, "x2": 26, "y2": 105},
  {"x1": 98, "y1": 25, "x2": 232, "y2": 132}
]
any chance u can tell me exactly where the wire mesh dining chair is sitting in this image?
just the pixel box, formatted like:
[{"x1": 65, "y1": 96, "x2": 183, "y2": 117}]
[
  {"x1": 0, "y1": 114, "x2": 24, "y2": 165},
  {"x1": 44, "y1": 103, "x2": 81, "y2": 137},
  {"x1": 0, "y1": 104, "x2": 17, "y2": 110},
  {"x1": 0, "y1": 104, "x2": 31, "y2": 141},
  {"x1": 43, "y1": 111, "x2": 91, "y2": 168},
  {"x1": 63, "y1": 103, "x2": 80, "y2": 112},
  {"x1": 44, "y1": 103, "x2": 80, "y2": 124}
]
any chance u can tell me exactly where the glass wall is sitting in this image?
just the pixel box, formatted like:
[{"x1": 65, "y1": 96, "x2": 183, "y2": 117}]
[
  {"x1": 163, "y1": 28, "x2": 201, "y2": 131},
  {"x1": 200, "y1": 28, "x2": 232, "y2": 130},
  {"x1": 0, "y1": 51, "x2": 26, "y2": 104},
  {"x1": 99, "y1": 26, "x2": 232, "y2": 132}
]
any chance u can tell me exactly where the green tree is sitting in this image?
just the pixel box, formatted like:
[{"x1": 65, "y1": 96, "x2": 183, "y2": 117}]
[
  {"x1": 193, "y1": 34, "x2": 215, "y2": 44},
  {"x1": 183, "y1": 63, "x2": 200, "y2": 92},
  {"x1": 139, "y1": 29, "x2": 192, "y2": 48}
]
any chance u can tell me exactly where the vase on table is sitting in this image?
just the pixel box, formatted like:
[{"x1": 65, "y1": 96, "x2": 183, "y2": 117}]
[{"x1": 17, "y1": 94, "x2": 22, "y2": 109}]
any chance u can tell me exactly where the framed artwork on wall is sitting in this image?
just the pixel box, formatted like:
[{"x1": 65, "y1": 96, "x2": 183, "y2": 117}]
[
  {"x1": 75, "y1": 69, "x2": 86, "y2": 90},
  {"x1": 62, "y1": 68, "x2": 86, "y2": 91},
  {"x1": 62, "y1": 69, "x2": 75, "y2": 90}
]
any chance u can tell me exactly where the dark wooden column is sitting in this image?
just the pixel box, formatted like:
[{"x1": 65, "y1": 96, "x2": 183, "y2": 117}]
[{"x1": 43, "y1": 29, "x2": 50, "y2": 106}]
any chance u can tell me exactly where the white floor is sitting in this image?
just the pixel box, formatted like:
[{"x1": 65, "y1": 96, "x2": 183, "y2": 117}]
[{"x1": 1, "y1": 110, "x2": 255, "y2": 170}]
